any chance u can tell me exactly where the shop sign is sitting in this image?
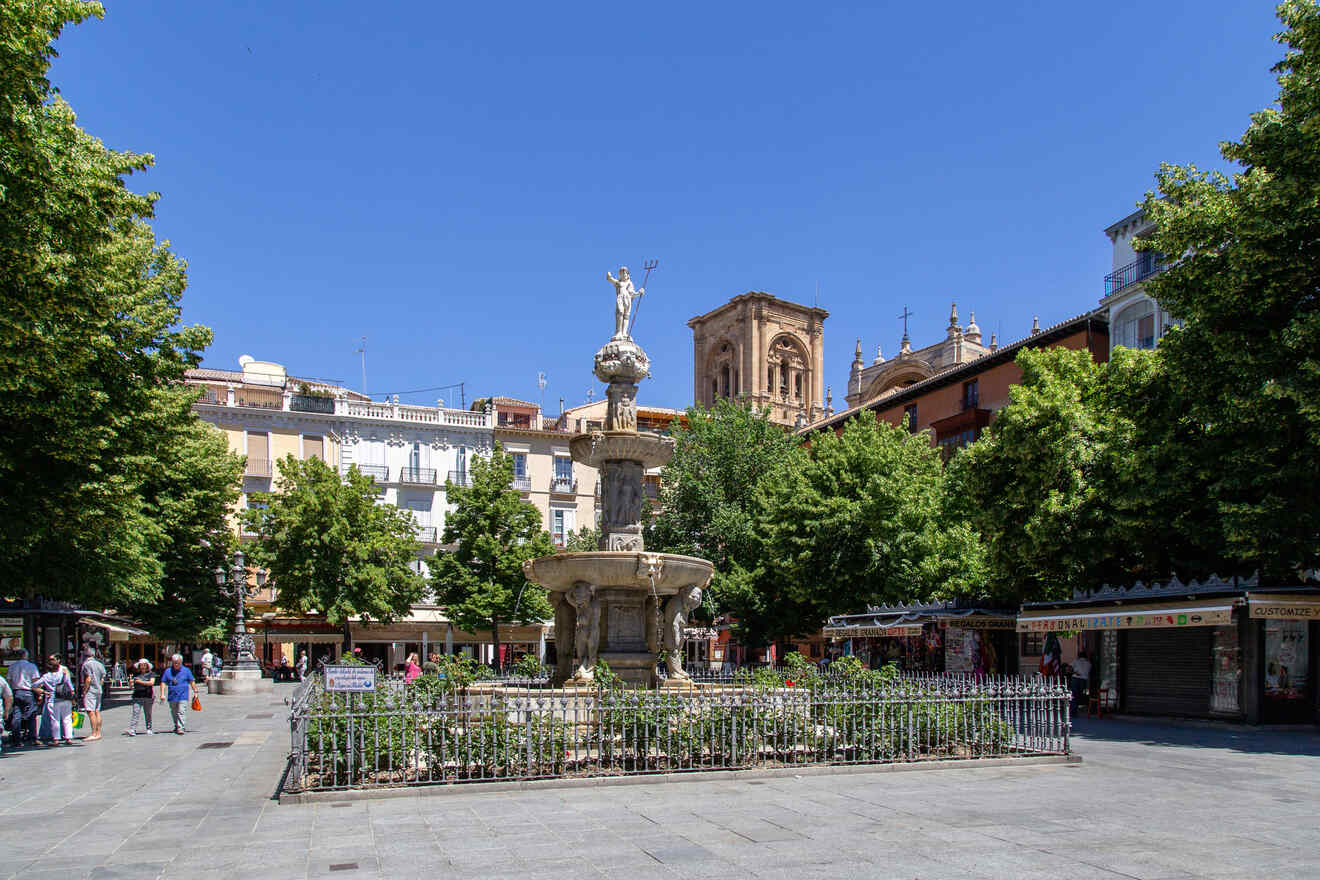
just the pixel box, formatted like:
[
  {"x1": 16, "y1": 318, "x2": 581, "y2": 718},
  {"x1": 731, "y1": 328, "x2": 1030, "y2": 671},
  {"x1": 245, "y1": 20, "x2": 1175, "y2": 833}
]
[
  {"x1": 1249, "y1": 601, "x2": 1320, "y2": 620},
  {"x1": 938, "y1": 617, "x2": 1016, "y2": 631},
  {"x1": 324, "y1": 665, "x2": 377, "y2": 692},
  {"x1": 1017, "y1": 607, "x2": 1232, "y2": 632}
]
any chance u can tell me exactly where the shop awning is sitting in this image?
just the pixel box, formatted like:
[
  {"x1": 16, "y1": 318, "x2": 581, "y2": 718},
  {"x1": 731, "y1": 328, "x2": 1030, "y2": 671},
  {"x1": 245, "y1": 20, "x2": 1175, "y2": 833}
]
[
  {"x1": 79, "y1": 618, "x2": 150, "y2": 637},
  {"x1": 1016, "y1": 601, "x2": 1235, "y2": 633},
  {"x1": 1248, "y1": 594, "x2": 1320, "y2": 620},
  {"x1": 823, "y1": 621, "x2": 924, "y2": 638}
]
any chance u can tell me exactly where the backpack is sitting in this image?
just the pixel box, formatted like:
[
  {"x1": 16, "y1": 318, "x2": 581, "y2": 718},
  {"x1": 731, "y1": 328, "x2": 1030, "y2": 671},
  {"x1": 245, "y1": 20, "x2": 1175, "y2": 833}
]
[{"x1": 54, "y1": 673, "x2": 74, "y2": 701}]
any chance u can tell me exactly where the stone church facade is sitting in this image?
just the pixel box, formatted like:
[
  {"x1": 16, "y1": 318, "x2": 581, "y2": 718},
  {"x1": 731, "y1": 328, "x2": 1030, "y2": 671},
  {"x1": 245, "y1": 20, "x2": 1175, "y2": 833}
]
[{"x1": 687, "y1": 292, "x2": 829, "y2": 427}]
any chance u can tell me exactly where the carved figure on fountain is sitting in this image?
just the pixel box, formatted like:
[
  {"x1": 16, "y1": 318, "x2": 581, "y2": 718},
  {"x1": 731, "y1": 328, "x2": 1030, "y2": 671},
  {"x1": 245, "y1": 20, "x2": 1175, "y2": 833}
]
[
  {"x1": 593, "y1": 338, "x2": 651, "y2": 386},
  {"x1": 605, "y1": 383, "x2": 638, "y2": 432},
  {"x1": 567, "y1": 582, "x2": 600, "y2": 682},
  {"x1": 662, "y1": 584, "x2": 703, "y2": 680}
]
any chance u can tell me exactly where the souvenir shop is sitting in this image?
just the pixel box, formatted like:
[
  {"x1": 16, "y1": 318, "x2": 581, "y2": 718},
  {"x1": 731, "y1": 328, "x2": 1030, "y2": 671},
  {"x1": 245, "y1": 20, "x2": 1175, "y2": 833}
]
[
  {"x1": 1018, "y1": 576, "x2": 1320, "y2": 724},
  {"x1": 823, "y1": 602, "x2": 1020, "y2": 676},
  {"x1": 0, "y1": 600, "x2": 150, "y2": 679}
]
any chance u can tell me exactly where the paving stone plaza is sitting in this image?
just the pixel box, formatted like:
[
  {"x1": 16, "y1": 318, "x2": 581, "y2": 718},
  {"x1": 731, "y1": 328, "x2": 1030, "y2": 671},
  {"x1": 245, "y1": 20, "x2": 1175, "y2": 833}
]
[{"x1": 2, "y1": 684, "x2": 1318, "y2": 879}]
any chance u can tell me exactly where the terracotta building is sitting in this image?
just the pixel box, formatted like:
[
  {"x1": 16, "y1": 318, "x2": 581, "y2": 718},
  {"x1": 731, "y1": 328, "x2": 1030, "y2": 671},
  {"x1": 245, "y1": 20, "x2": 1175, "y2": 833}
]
[
  {"x1": 803, "y1": 310, "x2": 1109, "y2": 456},
  {"x1": 688, "y1": 292, "x2": 829, "y2": 427}
]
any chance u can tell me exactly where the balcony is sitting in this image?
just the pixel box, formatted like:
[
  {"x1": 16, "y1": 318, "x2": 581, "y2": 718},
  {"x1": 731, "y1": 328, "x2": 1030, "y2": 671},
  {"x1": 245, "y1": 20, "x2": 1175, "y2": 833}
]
[
  {"x1": 415, "y1": 526, "x2": 438, "y2": 543},
  {"x1": 399, "y1": 466, "x2": 438, "y2": 486},
  {"x1": 512, "y1": 475, "x2": 531, "y2": 492},
  {"x1": 290, "y1": 393, "x2": 335, "y2": 414},
  {"x1": 447, "y1": 470, "x2": 472, "y2": 488},
  {"x1": 245, "y1": 458, "x2": 273, "y2": 478},
  {"x1": 354, "y1": 463, "x2": 389, "y2": 481},
  {"x1": 235, "y1": 387, "x2": 283, "y2": 410},
  {"x1": 1104, "y1": 253, "x2": 1164, "y2": 296},
  {"x1": 550, "y1": 475, "x2": 577, "y2": 494}
]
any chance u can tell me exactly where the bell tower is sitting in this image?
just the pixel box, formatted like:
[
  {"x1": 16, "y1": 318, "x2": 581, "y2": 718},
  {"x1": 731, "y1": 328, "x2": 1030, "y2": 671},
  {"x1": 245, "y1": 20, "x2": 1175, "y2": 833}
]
[{"x1": 688, "y1": 292, "x2": 828, "y2": 427}]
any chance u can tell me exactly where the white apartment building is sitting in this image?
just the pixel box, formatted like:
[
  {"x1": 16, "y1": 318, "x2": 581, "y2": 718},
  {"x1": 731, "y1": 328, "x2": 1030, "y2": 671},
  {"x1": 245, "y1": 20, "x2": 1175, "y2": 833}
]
[{"x1": 1102, "y1": 208, "x2": 1179, "y2": 354}]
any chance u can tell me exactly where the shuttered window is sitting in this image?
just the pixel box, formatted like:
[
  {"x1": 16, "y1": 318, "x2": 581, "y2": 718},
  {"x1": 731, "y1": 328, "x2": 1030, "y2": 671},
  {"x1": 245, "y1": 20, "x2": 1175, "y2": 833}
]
[{"x1": 304, "y1": 435, "x2": 324, "y2": 461}]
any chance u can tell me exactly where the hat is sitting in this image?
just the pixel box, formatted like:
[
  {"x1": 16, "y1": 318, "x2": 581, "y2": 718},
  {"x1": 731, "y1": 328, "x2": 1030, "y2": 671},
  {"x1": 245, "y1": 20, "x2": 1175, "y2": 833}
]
[{"x1": 136, "y1": 658, "x2": 153, "y2": 670}]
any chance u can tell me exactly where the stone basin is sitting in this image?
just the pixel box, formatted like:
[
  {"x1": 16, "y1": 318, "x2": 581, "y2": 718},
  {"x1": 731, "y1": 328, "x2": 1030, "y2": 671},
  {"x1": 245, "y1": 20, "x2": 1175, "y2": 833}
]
[
  {"x1": 569, "y1": 431, "x2": 675, "y2": 470},
  {"x1": 522, "y1": 551, "x2": 714, "y2": 596}
]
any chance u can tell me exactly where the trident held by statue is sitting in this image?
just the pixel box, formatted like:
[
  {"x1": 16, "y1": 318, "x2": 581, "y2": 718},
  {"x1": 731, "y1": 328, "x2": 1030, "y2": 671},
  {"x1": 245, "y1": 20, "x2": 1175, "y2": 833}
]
[{"x1": 626, "y1": 259, "x2": 658, "y2": 338}]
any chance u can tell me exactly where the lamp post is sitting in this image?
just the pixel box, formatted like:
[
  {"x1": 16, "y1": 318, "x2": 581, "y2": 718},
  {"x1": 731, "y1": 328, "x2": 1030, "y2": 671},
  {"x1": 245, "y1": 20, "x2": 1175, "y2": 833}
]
[{"x1": 214, "y1": 549, "x2": 267, "y2": 674}]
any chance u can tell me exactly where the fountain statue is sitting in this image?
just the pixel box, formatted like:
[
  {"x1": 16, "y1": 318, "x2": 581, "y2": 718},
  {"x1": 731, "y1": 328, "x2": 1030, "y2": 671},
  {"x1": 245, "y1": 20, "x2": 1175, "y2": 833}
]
[{"x1": 523, "y1": 269, "x2": 714, "y2": 687}]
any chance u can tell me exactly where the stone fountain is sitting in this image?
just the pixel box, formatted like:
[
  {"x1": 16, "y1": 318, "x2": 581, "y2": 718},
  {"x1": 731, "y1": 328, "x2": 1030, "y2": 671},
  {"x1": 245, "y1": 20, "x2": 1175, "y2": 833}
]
[{"x1": 523, "y1": 267, "x2": 714, "y2": 687}]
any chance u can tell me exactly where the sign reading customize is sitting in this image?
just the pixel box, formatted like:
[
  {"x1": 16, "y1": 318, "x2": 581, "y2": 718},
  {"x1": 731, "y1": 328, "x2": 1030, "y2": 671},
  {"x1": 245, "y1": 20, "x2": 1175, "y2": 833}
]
[
  {"x1": 1248, "y1": 597, "x2": 1320, "y2": 620},
  {"x1": 324, "y1": 665, "x2": 377, "y2": 692}
]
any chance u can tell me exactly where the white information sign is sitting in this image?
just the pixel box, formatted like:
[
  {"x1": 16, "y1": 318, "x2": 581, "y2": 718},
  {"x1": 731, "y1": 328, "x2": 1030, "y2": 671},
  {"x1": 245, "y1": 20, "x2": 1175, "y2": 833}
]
[{"x1": 324, "y1": 665, "x2": 377, "y2": 692}]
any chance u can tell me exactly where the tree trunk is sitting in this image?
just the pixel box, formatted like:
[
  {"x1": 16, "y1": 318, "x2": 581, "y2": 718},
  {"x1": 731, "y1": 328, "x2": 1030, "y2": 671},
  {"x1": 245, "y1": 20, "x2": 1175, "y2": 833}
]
[
  {"x1": 342, "y1": 620, "x2": 353, "y2": 657},
  {"x1": 492, "y1": 616, "x2": 502, "y2": 673}
]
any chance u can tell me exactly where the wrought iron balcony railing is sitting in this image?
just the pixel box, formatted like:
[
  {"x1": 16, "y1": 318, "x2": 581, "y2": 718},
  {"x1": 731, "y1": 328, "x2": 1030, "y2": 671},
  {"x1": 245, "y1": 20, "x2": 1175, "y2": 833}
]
[
  {"x1": 550, "y1": 476, "x2": 576, "y2": 494},
  {"x1": 1104, "y1": 253, "x2": 1164, "y2": 296},
  {"x1": 290, "y1": 394, "x2": 335, "y2": 414},
  {"x1": 245, "y1": 458, "x2": 273, "y2": 478},
  {"x1": 415, "y1": 526, "x2": 438, "y2": 543},
  {"x1": 399, "y1": 467, "x2": 438, "y2": 486},
  {"x1": 447, "y1": 470, "x2": 472, "y2": 488},
  {"x1": 512, "y1": 475, "x2": 532, "y2": 492},
  {"x1": 353, "y1": 463, "x2": 389, "y2": 481}
]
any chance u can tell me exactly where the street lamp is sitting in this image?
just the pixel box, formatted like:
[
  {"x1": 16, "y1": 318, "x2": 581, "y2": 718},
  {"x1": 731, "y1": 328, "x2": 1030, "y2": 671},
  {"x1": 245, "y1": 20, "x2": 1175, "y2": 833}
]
[{"x1": 214, "y1": 549, "x2": 268, "y2": 675}]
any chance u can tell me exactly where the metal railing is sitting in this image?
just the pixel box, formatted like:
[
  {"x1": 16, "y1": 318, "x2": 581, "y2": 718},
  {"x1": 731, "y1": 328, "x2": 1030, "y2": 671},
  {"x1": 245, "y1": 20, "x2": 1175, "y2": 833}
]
[
  {"x1": 235, "y1": 387, "x2": 284, "y2": 409},
  {"x1": 511, "y1": 475, "x2": 531, "y2": 492},
  {"x1": 399, "y1": 467, "x2": 438, "y2": 485},
  {"x1": 290, "y1": 394, "x2": 336, "y2": 413},
  {"x1": 285, "y1": 672, "x2": 1069, "y2": 793},
  {"x1": 1104, "y1": 253, "x2": 1164, "y2": 295},
  {"x1": 352, "y1": 464, "x2": 389, "y2": 481},
  {"x1": 245, "y1": 458, "x2": 273, "y2": 477},
  {"x1": 415, "y1": 526, "x2": 438, "y2": 543},
  {"x1": 447, "y1": 470, "x2": 472, "y2": 488},
  {"x1": 550, "y1": 476, "x2": 576, "y2": 493}
]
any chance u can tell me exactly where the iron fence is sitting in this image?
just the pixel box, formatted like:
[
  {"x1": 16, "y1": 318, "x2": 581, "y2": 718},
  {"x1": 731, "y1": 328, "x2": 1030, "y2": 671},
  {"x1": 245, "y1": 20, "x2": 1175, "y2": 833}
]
[{"x1": 286, "y1": 672, "x2": 1069, "y2": 793}]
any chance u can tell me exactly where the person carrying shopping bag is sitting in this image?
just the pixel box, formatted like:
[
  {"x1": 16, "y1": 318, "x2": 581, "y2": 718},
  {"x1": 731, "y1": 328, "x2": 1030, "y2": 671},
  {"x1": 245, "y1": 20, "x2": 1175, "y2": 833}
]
[{"x1": 159, "y1": 654, "x2": 197, "y2": 735}]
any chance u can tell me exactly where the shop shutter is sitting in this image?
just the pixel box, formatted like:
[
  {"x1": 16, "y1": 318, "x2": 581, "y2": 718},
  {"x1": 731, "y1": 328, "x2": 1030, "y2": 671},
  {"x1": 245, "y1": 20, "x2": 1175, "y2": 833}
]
[{"x1": 1123, "y1": 628, "x2": 1212, "y2": 716}]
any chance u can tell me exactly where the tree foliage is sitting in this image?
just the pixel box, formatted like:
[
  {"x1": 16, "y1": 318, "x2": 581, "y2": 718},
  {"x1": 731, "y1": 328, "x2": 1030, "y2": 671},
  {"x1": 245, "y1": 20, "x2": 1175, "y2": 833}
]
[
  {"x1": 242, "y1": 457, "x2": 424, "y2": 646},
  {"x1": 947, "y1": 347, "x2": 1222, "y2": 603},
  {"x1": 1138, "y1": 0, "x2": 1320, "y2": 580},
  {"x1": 645, "y1": 399, "x2": 802, "y2": 640},
  {"x1": 752, "y1": 416, "x2": 985, "y2": 636},
  {"x1": 429, "y1": 446, "x2": 553, "y2": 663},
  {"x1": 0, "y1": 2, "x2": 219, "y2": 610}
]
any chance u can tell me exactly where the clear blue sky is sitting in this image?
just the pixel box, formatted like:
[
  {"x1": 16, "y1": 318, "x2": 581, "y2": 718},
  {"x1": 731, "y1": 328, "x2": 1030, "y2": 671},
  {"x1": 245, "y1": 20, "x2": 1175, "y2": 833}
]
[{"x1": 55, "y1": 1, "x2": 1283, "y2": 411}]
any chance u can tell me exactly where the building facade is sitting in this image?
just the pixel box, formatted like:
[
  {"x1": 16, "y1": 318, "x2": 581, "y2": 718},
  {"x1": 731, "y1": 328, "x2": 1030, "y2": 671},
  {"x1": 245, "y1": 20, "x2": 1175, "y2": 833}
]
[
  {"x1": 1102, "y1": 208, "x2": 1178, "y2": 355},
  {"x1": 688, "y1": 292, "x2": 828, "y2": 427},
  {"x1": 844, "y1": 303, "x2": 996, "y2": 409},
  {"x1": 805, "y1": 312, "x2": 1110, "y2": 459}
]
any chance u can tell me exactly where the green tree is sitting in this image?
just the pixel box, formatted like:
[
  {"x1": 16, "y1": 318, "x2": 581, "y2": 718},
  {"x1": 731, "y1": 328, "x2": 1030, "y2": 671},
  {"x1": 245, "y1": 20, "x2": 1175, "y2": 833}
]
[
  {"x1": 430, "y1": 446, "x2": 554, "y2": 669},
  {"x1": 756, "y1": 415, "x2": 985, "y2": 633},
  {"x1": 947, "y1": 347, "x2": 1224, "y2": 603},
  {"x1": 645, "y1": 398, "x2": 801, "y2": 645},
  {"x1": 564, "y1": 526, "x2": 600, "y2": 552},
  {"x1": 118, "y1": 413, "x2": 244, "y2": 640},
  {"x1": 1137, "y1": 1, "x2": 1320, "y2": 580},
  {"x1": 242, "y1": 457, "x2": 424, "y2": 650},
  {"x1": 0, "y1": 2, "x2": 212, "y2": 608}
]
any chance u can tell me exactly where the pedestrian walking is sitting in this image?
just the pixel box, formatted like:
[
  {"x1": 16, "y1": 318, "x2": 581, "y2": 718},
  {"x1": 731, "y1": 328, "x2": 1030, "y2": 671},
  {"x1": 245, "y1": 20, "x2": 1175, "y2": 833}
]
[
  {"x1": 35, "y1": 655, "x2": 75, "y2": 746},
  {"x1": 5, "y1": 649, "x2": 41, "y2": 747},
  {"x1": 296, "y1": 651, "x2": 308, "y2": 682},
  {"x1": 126, "y1": 659, "x2": 156, "y2": 736},
  {"x1": 200, "y1": 648, "x2": 213, "y2": 683},
  {"x1": 81, "y1": 647, "x2": 107, "y2": 741},
  {"x1": 0, "y1": 675, "x2": 12, "y2": 755},
  {"x1": 159, "y1": 654, "x2": 197, "y2": 735},
  {"x1": 211, "y1": 652, "x2": 222, "y2": 679}
]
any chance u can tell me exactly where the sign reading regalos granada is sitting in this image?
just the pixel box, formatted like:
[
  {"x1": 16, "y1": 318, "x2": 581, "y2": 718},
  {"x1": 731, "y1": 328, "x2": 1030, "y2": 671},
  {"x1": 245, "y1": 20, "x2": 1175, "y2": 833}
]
[{"x1": 324, "y1": 665, "x2": 377, "y2": 692}]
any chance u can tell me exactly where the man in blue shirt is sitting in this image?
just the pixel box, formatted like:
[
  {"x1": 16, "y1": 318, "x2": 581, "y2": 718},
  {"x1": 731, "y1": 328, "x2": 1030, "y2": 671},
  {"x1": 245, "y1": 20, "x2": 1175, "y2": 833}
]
[{"x1": 159, "y1": 653, "x2": 197, "y2": 735}]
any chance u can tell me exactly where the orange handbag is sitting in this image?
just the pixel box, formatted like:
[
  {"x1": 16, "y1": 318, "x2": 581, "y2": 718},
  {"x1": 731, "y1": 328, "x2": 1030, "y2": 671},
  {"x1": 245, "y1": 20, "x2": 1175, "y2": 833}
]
[{"x1": 191, "y1": 694, "x2": 202, "y2": 712}]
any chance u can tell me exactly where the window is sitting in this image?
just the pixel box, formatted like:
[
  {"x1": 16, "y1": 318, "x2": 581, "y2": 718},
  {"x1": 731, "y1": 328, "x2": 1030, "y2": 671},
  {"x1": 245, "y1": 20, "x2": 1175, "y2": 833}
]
[
  {"x1": 303, "y1": 435, "x2": 324, "y2": 461},
  {"x1": 1021, "y1": 632, "x2": 1045, "y2": 656},
  {"x1": 410, "y1": 441, "x2": 422, "y2": 472},
  {"x1": 246, "y1": 432, "x2": 271, "y2": 476},
  {"x1": 512, "y1": 453, "x2": 527, "y2": 479},
  {"x1": 720, "y1": 365, "x2": 730, "y2": 398},
  {"x1": 937, "y1": 428, "x2": 980, "y2": 460},
  {"x1": 794, "y1": 373, "x2": 802, "y2": 399},
  {"x1": 456, "y1": 446, "x2": 466, "y2": 474},
  {"x1": 962, "y1": 380, "x2": 978, "y2": 410},
  {"x1": 903, "y1": 404, "x2": 918, "y2": 433},
  {"x1": 552, "y1": 509, "x2": 565, "y2": 546},
  {"x1": 1113, "y1": 300, "x2": 1158, "y2": 350},
  {"x1": 553, "y1": 456, "x2": 573, "y2": 491}
]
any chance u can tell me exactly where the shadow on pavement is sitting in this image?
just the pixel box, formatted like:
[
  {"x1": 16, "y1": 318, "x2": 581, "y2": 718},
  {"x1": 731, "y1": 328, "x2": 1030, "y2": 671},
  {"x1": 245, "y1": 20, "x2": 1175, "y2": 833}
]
[{"x1": 1072, "y1": 716, "x2": 1320, "y2": 756}]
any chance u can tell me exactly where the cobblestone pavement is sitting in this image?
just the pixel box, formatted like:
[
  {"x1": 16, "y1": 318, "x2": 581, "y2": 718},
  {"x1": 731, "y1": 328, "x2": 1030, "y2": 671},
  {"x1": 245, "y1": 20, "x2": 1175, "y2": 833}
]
[{"x1": 2, "y1": 692, "x2": 1319, "y2": 880}]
